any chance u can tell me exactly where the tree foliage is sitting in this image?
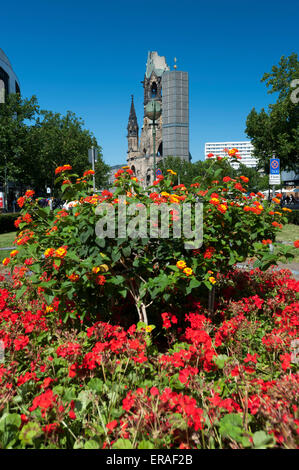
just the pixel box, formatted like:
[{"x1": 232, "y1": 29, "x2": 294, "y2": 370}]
[
  {"x1": 0, "y1": 94, "x2": 108, "y2": 195},
  {"x1": 0, "y1": 94, "x2": 39, "y2": 190},
  {"x1": 245, "y1": 53, "x2": 299, "y2": 172}
]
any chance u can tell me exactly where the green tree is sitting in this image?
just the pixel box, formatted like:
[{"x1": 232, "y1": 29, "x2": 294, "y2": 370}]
[
  {"x1": 26, "y1": 110, "x2": 106, "y2": 194},
  {"x1": 233, "y1": 163, "x2": 268, "y2": 193},
  {"x1": 95, "y1": 159, "x2": 110, "y2": 189},
  {"x1": 0, "y1": 93, "x2": 39, "y2": 207},
  {"x1": 0, "y1": 94, "x2": 108, "y2": 199},
  {"x1": 159, "y1": 156, "x2": 196, "y2": 186},
  {"x1": 192, "y1": 158, "x2": 235, "y2": 186},
  {"x1": 246, "y1": 53, "x2": 299, "y2": 172}
]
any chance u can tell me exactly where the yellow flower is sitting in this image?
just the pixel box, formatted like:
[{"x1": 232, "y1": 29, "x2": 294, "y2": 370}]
[
  {"x1": 145, "y1": 325, "x2": 153, "y2": 333},
  {"x1": 169, "y1": 195, "x2": 180, "y2": 203},
  {"x1": 10, "y1": 249, "x2": 19, "y2": 258},
  {"x1": 209, "y1": 276, "x2": 216, "y2": 284},
  {"x1": 167, "y1": 169, "x2": 177, "y2": 175},
  {"x1": 99, "y1": 264, "x2": 109, "y2": 273},
  {"x1": 92, "y1": 267, "x2": 100, "y2": 274},
  {"x1": 44, "y1": 248, "x2": 54, "y2": 258},
  {"x1": 183, "y1": 267, "x2": 193, "y2": 276},
  {"x1": 2, "y1": 257, "x2": 10, "y2": 266},
  {"x1": 176, "y1": 260, "x2": 187, "y2": 270},
  {"x1": 210, "y1": 197, "x2": 220, "y2": 205},
  {"x1": 161, "y1": 192, "x2": 170, "y2": 197},
  {"x1": 55, "y1": 247, "x2": 67, "y2": 258},
  {"x1": 45, "y1": 306, "x2": 54, "y2": 313}
]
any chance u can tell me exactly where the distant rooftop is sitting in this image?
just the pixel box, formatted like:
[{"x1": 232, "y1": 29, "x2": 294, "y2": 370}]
[{"x1": 145, "y1": 51, "x2": 169, "y2": 78}]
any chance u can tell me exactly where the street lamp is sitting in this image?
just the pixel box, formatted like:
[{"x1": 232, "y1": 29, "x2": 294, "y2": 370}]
[{"x1": 145, "y1": 100, "x2": 162, "y2": 182}]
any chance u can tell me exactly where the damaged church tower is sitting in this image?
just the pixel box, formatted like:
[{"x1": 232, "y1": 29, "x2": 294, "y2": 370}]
[{"x1": 127, "y1": 51, "x2": 189, "y2": 186}]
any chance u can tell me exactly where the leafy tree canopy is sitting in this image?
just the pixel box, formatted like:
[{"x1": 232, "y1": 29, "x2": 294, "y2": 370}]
[
  {"x1": 245, "y1": 53, "x2": 299, "y2": 173},
  {"x1": 0, "y1": 94, "x2": 109, "y2": 196}
]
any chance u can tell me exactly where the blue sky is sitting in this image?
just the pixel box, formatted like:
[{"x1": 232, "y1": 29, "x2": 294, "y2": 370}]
[{"x1": 1, "y1": 0, "x2": 298, "y2": 166}]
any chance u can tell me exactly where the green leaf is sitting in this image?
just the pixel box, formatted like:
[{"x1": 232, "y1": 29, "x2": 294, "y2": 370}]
[
  {"x1": 43, "y1": 293, "x2": 55, "y2": 305},
  {"x1": 88, "y1": 378, "x2": 103, "y2": 393},
  {"x1": 84, "y1": 439, "x2": 100, "y2": 449},
  {"x1": 122, "y1": 246, "x2": 131, "y2": 257},
  {"x1": 138, "y1": 440, "x2": 155, "y2": 449},
  {"x1": 112, "y1": 438, "x2": 133, "y2": 449},
  {"x1": 219, "y1": 413, "x2": 244, "y2": 441},
  {"x1": 15, "y1": 284, "x2": 27, "y2": 301},
  {"x1": 111, "y1": 250, "x2": 121, "y2": 263},
  {"x1": 213, "y1": 354, "x2": 229, "y2": 369},
  {"x1": 95, "y1": 237, "x2": 105, "y2": 248},
  {"x1": 108, "y1": 275, "x2": 125, "y2": 285},
  {"x1": 19, "y1": 422, "x2": 42, "y2": 446},
  {"x1": 253, "y1": 431, "x2": 275, "y2": 448},
  {"x1": 0, "y1": 413, "x2": 21, "y2": 432},
  {"x1": 76, "y1": 390, "x2": 92, "y2": 412},
  {"x1": 168, "y1": 413, "x2": 188, "y2": 431}
]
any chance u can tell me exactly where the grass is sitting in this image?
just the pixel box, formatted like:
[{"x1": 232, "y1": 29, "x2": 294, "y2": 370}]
[
  {"x1": 275, "y1": 224, "x2": 299, "y2": 264},
  {"x1": 276, "y1": 223, "x2": 299, "y2": 244},
  {"x1": 0, "y1": 231, "x2": 17, "y2": 264},
  {"x1": 0, "y1": 231, "x2": 16, "y2": 249}
]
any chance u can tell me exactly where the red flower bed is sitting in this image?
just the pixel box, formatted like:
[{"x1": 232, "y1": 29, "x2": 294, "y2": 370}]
[{"x1": 0, "y1": 268, "x2": 298, "y2": 449}]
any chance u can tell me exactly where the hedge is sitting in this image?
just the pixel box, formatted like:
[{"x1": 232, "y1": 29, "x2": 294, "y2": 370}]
[
  {"x1": 0, "y1": 213, "x2": 19, "y2": 234},
  {"x1": 287, "y1": 209, "x2": 299, "y2": 225}
]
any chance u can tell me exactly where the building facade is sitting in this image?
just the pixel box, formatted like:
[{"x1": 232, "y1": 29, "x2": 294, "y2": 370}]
[
  {"x1": 107, "y1": 164, "x2": 126, "y2": 187},
  {"x1": 127, "y1": 52, "x2": 189, "y2": 186},
  {"x1": 0, "y1": 48, "x2": 20, "y2": 103},
  {"x1": 205, "y1": 141, "x2": 257, "y2": 169}
]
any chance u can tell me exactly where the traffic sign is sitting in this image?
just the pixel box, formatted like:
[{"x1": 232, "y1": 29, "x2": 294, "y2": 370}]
[
  {"x1": 270, "y1": 158, "x2": 280, "y2": 175},
  {"x1": 269, "y1": 174, "x2": 281, "y2": 185},
  {"x1": 156, "y1": 168, "x2": 162, "y2": 176},
  {"x1": 88, "y1": 147, "x2": 98, "y2": 164}
]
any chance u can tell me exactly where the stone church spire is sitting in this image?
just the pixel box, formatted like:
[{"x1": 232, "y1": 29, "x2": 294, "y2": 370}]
[
  {"x1": 127, "y1": 95, "x2": 139, "y2": 153},
  {"x1": 127, "y1": 95, "x2": 138, "y2": 136}
]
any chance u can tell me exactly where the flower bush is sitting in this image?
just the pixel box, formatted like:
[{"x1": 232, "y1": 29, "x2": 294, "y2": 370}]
[
  {"x1": 5, "y1": 151, "x2": 295, "y2": 326},
  {"x1": 1, "y1": 149, "x2": 298, "y2": 449},
  {"x1": 0, "y1": 268, "x2": 298, "y2": 449}
]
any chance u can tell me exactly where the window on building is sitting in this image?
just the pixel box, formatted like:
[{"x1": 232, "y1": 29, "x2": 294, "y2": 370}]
[
  {"x1": 151, "y1": 82, "x2": 157, "y2": 98},
  {"x1": 157, "y1": 142, "x2": 163, "y2": 156},
  {"x1": 0, "y1": 67, "x2": 9, "y2": 100},
  {"x1": 15, "y1": 81, "x2": 20, "y2": 95}
]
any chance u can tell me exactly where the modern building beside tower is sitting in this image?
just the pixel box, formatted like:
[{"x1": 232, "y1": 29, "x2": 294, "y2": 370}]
[
  {"x1": 0, "y1": 48, "x2": 20, "y2": 103},
  {"x1": 205, "y1": 141, "x2": 257, "y2": 169},
  {"x1": 127, "y1": 51, "x2": 189, "y2": 186}
]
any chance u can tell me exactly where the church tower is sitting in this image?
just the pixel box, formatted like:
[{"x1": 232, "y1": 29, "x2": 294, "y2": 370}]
[
  {"x1": 127, "y1": 95, "x2": 139, "y2": 153},
  {"x1": 126, "y1": 51, "x2": 189, "y2": 186}
]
